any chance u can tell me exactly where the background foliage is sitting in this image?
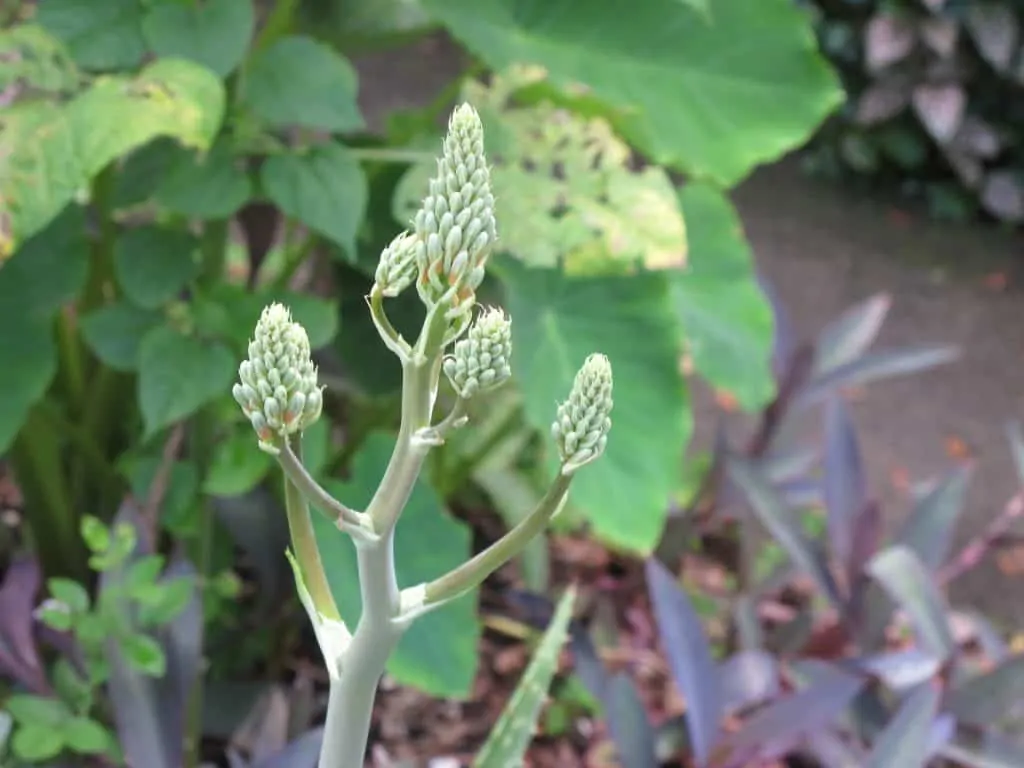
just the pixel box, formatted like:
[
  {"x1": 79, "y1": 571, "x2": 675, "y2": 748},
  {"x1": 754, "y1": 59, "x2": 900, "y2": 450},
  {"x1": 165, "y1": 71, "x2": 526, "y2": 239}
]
[{"x1": 802, "y1": 0, "x2": 1024, "y2": 223}]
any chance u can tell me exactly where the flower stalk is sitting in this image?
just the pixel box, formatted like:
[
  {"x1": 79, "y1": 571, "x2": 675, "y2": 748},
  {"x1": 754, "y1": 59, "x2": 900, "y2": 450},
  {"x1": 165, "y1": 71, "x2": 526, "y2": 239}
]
[{"x1": 230, "y1": 103, "x2": 614, "y2": 768}]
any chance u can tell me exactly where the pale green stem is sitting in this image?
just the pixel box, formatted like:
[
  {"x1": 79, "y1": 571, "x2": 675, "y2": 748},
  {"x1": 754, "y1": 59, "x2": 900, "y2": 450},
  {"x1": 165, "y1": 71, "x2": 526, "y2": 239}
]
[
  {"x1": 419, "y1": 472, "x2": 573, "y2": 608},
  {"x1": 318, "y1": 527, "x2": 405, "y2": 768},
  {"x1": 368, "y1": 285, "x2": 412, "y2": 360},
  {"x1": 283, "y1": 436, "x2": 341, "y2": 621},
  {"x1": 364, "y1": 354, "x2": 441, "y2": 535},
  {"x1": 276, "y1": 441, "x2": 374, "y2": 538}
]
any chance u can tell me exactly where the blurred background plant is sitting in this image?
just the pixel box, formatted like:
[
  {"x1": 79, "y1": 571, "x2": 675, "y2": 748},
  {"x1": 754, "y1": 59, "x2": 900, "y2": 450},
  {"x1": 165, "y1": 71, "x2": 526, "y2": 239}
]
[{"x1": 800, "y1": 0, "x2": 1024, "y2": 224}]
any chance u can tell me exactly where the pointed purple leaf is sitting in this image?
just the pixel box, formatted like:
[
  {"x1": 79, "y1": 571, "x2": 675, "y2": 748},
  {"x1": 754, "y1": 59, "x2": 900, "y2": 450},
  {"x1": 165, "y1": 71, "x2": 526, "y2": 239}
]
[
  {"x1": 727, "y1": 457, "x2": 842, "y2": 608},
  {"x1": 252, "y1": 728, "x2": 324, "y2": 768},
  {"x1": 1006, "y1": 421, "x2": 1024, "y2": 487},
  {"x1": 866, "y1": 546, "x2": 955, "y2": 661},
  {"x1": 896, "y1": 465, "x2": 973, "y2": 571},
  {"x1": 803, "y1": 730, "x2": 867, "y2": 768},
  {"x1": 718, "y1": 666, "x2": 863, "y2": 766},
  {"x1": 102, "y1": 501, "x2": 200, "y2": 768},
  {"x1": 865, "y1": 684, "x2": 941, "y2": 768},
  {"x1": 852, "y1": 648, "x2": 942, "y2": 691},
  {"x1": 814, "y1": 293, "x2": 892, "y2": 375},
  {"x1": 824, "y1": 396, "x2": 866, "y2": 568},
  {"x1": 646, "y1": 559, "x2": 721, "y2": 766},
  {"x1": 941, "y1": 730, "x2": 1024, "y2": 767},
  {"x1": 847, "y1": 500, "x2": 883, "y2": 590},
  {"x1": 568, "y1": 625, "x2": 658, "y2": 768},
  {"x1": 732, "y1": 596, "x2": 763, "y2": 652},
  {"x1": 796, "y1": 346, "x2": 959, "y2": 408},
  {"x1": 948, "y1": 654, "x2": 1024, "y2": 727},
  {"x1": 718, "y1": 650, "x2": 778, "y2": 716},
  {"x1": 761, "y1": 447, "x2": 818, "y2": 484},
  {"x1": 0, "y1": 556, "x2": 49, "y2": 693}
]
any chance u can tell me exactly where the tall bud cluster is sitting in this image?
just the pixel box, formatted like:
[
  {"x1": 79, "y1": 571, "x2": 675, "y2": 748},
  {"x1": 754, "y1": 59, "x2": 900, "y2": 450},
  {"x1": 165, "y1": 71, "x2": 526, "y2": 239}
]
[
  {"x1": 551, "y1": 354, "x2": 613, "y2": 474},
  {"x1": 233, "y1": 303, "x2": 323, "y2": 453},
  {"x1": 411, "y1": 104, "x2": 497, "y2": 318}
]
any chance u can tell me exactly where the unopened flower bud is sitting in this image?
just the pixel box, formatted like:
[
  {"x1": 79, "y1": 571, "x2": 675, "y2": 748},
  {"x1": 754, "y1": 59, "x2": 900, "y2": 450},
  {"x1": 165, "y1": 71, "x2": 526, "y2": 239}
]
[
  {"x1": 232, "y1": 303, "x2": 323, "y2": 453},
  {"x1": 551, "y1": 354, "x2": 613, "y2": 474},
  {"x1": 413, "y1": 104, "x2": 497, "y2": 312},
  {"x1": 443, "y1": 307, "x2": 512, "y2": 398},
  {"x1": 375, "y1": 231, "x2": 419, "y2": 297}
]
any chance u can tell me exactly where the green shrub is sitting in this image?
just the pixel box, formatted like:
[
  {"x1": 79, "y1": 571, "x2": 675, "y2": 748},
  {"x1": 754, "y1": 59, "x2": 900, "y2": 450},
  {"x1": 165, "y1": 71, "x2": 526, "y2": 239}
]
[{"x1": 802, "y1": 0, "x2": 1024, "y2": 223}]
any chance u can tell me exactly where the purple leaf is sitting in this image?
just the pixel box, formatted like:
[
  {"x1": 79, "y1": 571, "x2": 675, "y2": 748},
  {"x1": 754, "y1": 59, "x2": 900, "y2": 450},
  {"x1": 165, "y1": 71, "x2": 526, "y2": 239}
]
[
  {"x1": 865, "y1": 684, "x2": 941, "y2": 768},
  {"x1": 252, "y1": 728, "x2": 324, "y2": 768},
  {"x1": 852, "y1": 648, "x2": 942, "y2": 691},
  {"x1": 731, "y1": 596, "x2": 762, "y2": 651},
  {"x1": 845, "y1": 500, "x2": 883, "y2": 628},
  {"x1": 796, "y1": 346, "x2": 959, "y2": 409},
  {"x1": 823, "y1": 396, "x2": 866, "y2": 568},
  {"x1": 646, "y1": 559, "x2": 721, "y2": 767},
  {"x1": 866, "y1": 546, "x2": 955, "y2": 661},
  {"x1": 1006, "y1": 421, "x2": 1024, "y2": 487},
  {"x1": 948, "y1": 654, "x2": 1024, "y2": 727},
  {"x1": 102, "y1": 501, "x2": 201, "y2": 768},
  {"x1": 606, "y1": 673, "x2": 660, "y2": 768},
  {"x1": 568, "y1": 625, "x2": 658, "y2": 768},
  {"x1": 776, "y1": 477, "x2": 822, "y2": 509},
  {"x1": 727, "y1": 457, "x2": 842, "y2": 608},
  {"x1": 803, "y1": 730, "x2": 865, "y2": 767},
  {"x1": 761, "y1": 447, "x2": 818, "y2": 485},
  {"x1": 896, "y1": 465, "x2": 973, "y2": 571},
  {"x1": 0, "y1": 556, "x2": 49, "y2": 693},
  {"x1": 941, "y1": 730, "x2": 1024, "y2": 767},
  {"x1": 718, "y1": 651, "x2": 778, "y2": 715},
  {"x1": 813, "y1": 294, "x2": 891, "y2": 376},
  {"x1": 716, "y1": 665, "x2": 863, "y2": 766}
]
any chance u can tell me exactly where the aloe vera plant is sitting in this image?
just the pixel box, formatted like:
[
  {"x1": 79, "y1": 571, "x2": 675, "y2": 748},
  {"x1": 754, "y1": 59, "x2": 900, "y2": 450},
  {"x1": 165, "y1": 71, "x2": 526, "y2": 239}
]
[{"x1": 231, "y1": 104, "x2": 611, "y2": 767}]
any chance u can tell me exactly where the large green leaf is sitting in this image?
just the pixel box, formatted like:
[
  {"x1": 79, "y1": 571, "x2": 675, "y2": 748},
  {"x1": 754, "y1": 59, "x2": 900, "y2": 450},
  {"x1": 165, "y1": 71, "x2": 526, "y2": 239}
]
[
  {"x1": 113, "y1": 226, "x2": 200, "y2": 309},
  {"x1": 240, "y1": 36, "x2": 364, "y2": 132},
  {"x1": 142, "y1": 0, "x2": 254, "y2": 77},
  {"x1": 0, "y1": 23, "x2": 80, "y2": 94},
  {"x1": 155, "y1": 141, "x2": 252, "y2": 220},
  {"x1": 137, "y1": 325, "x2": 235, "y2": 437},
  {"x1": 1, "y1": 58, "x2": 225, "y2": 248},
  {"x1": 80, "y1": 301, "x2": 163, "y2": 372},
  {"x1": 500, "y1": 258, "x2": 689, "y2": 551},
  {"x1": 672, "y1": 182, "x2": 774, "y2": 410},
  {"x1": 423, "y1": 0, "x2": 843, "y2": 186},
  {"x1": 0, "y1": 207, "x2": 89, "y2": 451},
  {"x1": 36, "y1": 0, "x2": 146, "y2": 71},
  {"x1": 261, "y1": 143, "x2": 368, "y2": 254},
  {"x1": 311, "y1": 433, "x2": 480, "y2": 697}
]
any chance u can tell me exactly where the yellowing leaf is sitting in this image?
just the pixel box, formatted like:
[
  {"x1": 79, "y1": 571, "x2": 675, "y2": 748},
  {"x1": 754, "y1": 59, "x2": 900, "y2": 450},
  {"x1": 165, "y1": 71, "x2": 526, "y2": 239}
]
[
  {"x1": 394, "y1": 67, "x2": 686, "y2": 276},
  {"x1": 1, "y1": 58, "x2": 224, "y2": 251}
]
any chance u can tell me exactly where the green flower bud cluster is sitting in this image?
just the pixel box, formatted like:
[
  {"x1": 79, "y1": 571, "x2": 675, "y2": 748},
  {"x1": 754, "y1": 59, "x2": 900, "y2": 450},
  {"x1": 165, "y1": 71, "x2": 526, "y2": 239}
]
[
  {"x1": 232, "y1": 303, "x2": 323, "y2": 452},
  {"x1": 412, "y1": 103, "x2": 497, "y2": 316},
  {"x1": 551, "y1": 354, "x2": 613, "y2": 474},
  {"x1": 443, "y1": 307, "x2": 512, "y2": 399},
  {"x1": 374, "y1": 230, "x2": 418, "y2": 297}
]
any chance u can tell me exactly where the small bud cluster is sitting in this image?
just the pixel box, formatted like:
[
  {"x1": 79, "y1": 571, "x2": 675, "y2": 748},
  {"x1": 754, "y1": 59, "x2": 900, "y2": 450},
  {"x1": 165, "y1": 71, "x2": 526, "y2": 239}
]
[
  {"x1": 232, "y1": 303, "x2": 323, "y2": 452},
  {"x1": 375, "y1": 231, "x2": 418, "y2": 297},
  {"x1": 443, "y1": 307, "x2": 512, "y2": 399},
  {"x1": 551, "y1": 354, "x2": 613, "y2": 474}
]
